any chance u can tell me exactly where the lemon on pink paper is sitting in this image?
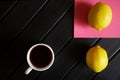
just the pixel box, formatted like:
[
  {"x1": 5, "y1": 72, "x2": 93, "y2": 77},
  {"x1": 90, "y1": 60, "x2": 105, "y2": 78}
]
[{"x1": 88, "y1": 2, "x2": 112, "y2": 31}]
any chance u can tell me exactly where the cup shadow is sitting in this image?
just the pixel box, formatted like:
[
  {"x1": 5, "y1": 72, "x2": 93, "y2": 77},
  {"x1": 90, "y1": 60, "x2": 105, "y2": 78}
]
[{"x1": 75, "y1": 2, "x2": 92, "y2": 27}]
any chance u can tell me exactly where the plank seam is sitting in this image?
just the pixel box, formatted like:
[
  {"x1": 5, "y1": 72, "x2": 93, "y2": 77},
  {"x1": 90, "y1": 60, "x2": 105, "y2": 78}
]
[
  {"x1": 11, "y1": 0, "x2": 48, "y2": 42},
  {"x1": 5, "y1": 0, "x2": 48, "y2": 49},
  {"x1": 40, "y1": 3, "x2": 73, "y2": 42},
  {"x1": 0, "y1": 0, "x2": 18, "y2": 23},
  {"x1": 109, "y1": 47, "x2": 120, "y2": 61}
]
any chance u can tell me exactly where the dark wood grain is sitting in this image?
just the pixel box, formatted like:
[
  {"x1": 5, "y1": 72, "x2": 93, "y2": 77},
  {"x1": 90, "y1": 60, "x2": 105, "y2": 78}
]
[
  {"x1": 7, "y1": 4, "x2": 73, "y2": 80},
  {"x1": 0, "y1": 0, "x2": 48, "y2": 51},
  {"x1": 96, "y1": 38, "x2": 120, "y2": 59},
  {"x1": 0, "y1": 1, "x2": 17, "y2": 20},
  {"x1": 0, "y1": 0, "x2": 73, "y2": 79},
  {"x1": 0, "y1": 0, "x2": 48, "y2": 79}
]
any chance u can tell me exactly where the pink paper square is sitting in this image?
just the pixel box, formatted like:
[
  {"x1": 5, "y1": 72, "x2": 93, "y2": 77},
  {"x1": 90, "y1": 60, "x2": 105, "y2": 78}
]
[{"x1": 74, "y1": 0, "x2": 120, "y2": 38}]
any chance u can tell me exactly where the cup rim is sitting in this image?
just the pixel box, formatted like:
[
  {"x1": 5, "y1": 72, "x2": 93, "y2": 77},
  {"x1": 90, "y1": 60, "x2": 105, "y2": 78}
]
[{"x1": 27, "y1": 43, "x2": 54, "y2": 71}]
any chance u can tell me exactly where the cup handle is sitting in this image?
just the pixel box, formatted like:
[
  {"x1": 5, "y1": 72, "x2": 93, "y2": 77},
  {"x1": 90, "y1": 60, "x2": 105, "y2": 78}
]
[{"x1": 25, "y1": 67, "x2": 32, "y2": 75}]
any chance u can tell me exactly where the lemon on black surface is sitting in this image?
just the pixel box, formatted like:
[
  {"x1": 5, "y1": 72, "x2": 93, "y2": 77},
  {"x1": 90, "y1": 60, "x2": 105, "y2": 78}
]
[{"x1": 86, "y1": 45, "x2": 108, "y2": 73}]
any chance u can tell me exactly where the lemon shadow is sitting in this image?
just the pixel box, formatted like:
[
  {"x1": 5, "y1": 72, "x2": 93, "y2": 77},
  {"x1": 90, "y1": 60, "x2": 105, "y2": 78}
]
[{"x1": 75, "y1": 2, "x2": 92, "y2": 27}]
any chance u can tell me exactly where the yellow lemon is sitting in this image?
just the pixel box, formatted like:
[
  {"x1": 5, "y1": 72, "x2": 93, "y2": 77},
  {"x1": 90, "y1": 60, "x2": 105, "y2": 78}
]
[
  {"x1": 86, "y1": 45, "x2": 108, "y2": 73},
  {"x1": 88, "y1": 2, "x2": 112, "y2": 31}
]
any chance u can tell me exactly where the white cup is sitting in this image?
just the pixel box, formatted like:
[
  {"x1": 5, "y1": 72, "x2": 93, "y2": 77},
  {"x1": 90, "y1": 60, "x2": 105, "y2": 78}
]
[{"x1": 25, "y1": 43, "x2": 54, "y2": 75}]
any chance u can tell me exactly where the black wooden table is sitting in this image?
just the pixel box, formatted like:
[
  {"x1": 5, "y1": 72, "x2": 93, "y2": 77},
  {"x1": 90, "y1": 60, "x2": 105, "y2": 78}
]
[{"x1": 0, "y1": 0, "x2": 120, "y2": 80}]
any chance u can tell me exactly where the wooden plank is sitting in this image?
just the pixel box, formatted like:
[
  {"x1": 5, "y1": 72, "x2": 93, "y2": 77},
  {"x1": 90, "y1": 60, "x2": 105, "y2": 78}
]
[
  {"x1": 0, "y1": 1, "x2": 16, "y2": 19},
  {"x1": 96, "y1": 38, "x2": 120, "y2": 59},
  {"x1": 7, "y1": 4, "x2": 73, "y2": 80},
  {"x1": 63, "y1": 38, "x2": 120, "y2": 80},
  {"x1": 36, "y1": 38, "x2": 98, "y2": 80},
  {"x1": 63, "y1": 58, "x2": 95, "y2": 80},
  {"x1": 0, "y1": 0, "x2": 73, "y2": 79},
  {"x1": 93, "y1": 50, "x2": 120, "y2": 80},
  {"x1": 0, "y1": 0, "x2": 47, "y2": 79},
  {"x1": 0, "y1": 0, "x2": 48, "y2": 50}
]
